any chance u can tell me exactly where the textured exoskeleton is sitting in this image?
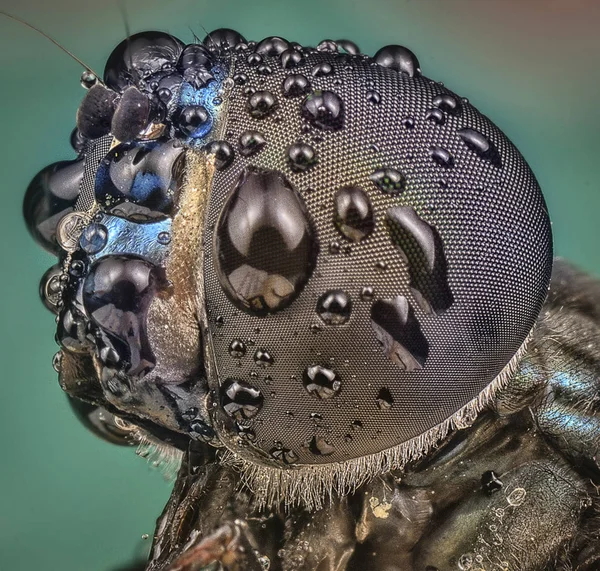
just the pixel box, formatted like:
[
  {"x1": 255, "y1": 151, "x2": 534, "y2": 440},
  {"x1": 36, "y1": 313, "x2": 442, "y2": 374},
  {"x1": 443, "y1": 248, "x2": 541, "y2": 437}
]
[{"x1": 21, "y1": 27, "x2": 599, "y2": 570}]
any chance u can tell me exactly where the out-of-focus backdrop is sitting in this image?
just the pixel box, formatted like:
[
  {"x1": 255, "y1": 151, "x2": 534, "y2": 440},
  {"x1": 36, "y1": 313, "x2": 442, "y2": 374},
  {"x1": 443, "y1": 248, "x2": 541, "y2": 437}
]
[{"x1": 0, "y1": 0, "x2": 598, "y2": 569}]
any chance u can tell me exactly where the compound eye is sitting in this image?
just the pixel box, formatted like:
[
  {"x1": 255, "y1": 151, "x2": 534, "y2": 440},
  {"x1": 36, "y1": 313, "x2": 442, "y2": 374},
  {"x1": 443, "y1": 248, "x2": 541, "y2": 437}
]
[
  {"x1": 104, "y1": 31, "x2": 185, "y2": 92},
  {"x1": 214, "y1": 167, "x2": 318, "y2": 314}
]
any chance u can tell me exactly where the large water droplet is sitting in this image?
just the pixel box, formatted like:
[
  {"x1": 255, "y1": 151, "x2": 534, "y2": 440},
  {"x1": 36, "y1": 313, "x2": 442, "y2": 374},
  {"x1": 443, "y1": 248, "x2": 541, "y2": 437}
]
[
  {"x1": 301, "y1": 90, "x2": 344, "y2": 130},
  {"x1": 175, "y1": 105, "x2": 211, "y2": 138},
  {"x1": 247, "y1": 91, "x2": 277, "y2": 118},
  {"x1": 255, "y1": 36, "x2": 289, "y2": 56},
  {"x1": 369, "y1": 168, "x2": 406, "y2": 194},
  {"x1": 373, "y1": 45, "x2": 420, "y2": 77},
  {"x1": 316, "y1": 290, "x2": 352, "y2": 325},
  {"x1": 308, "y1": 435, "x2": 335, "y2": 455},
  {"x1": 220, "y1": 378, "x2": 263, "y2": 420},
  {"x1": 303, "y1": 365, "x2": 341, "y2": 399},
  {"x1": 283, "y1": 74, "x2": 311, "y2": 97},
  {"x1": 202, "y1": 29, "x2": 246, "y2": 53},
  {"x1": 370, "y1": 296, "x2": 428, "y2": 370},
  {"x1": 238, "y1": 130, "x2": 266, "y2": 157},
  {"x1": 215, "y1": 167, "x2": 317, "y2": 314},
  {"x1": 457, "y1": 128, "x2": 502, "y2": 167},
  {"x1": 386, "y1": 206, "x2": 453, "y2": 314},
  {"x1": 287, "y1": 143, "x2": 317, "y2": 171},
  {"x1": 333, "y1": 186, "x2": 374, "y2": 242}
]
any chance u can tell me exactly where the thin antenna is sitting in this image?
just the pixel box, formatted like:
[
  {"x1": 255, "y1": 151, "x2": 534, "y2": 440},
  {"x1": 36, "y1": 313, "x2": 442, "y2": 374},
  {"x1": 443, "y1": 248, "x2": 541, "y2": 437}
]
[
  {"x1": 188, "y1": 26, "x2": 201, "y2": 44},
  {"x1": 116, "y1": 0, "x2": 140, "y2": 84},
  {"x1": 0, "y1": 10, "x2": 104, "y2": 83}
]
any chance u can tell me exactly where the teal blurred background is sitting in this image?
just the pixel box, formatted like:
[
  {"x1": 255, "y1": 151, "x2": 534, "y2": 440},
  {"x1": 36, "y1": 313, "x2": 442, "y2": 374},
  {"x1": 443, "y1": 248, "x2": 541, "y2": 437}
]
[{"x1": 0, "y1": 0, "x2": 598, "y2": 569}]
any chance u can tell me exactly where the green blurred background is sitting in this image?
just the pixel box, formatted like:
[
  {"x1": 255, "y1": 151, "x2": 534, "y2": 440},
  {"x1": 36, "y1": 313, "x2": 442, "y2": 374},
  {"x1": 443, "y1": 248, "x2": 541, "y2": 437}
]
[{"x1": 0, "y1": 0, "x2": 598, "y2": 569}]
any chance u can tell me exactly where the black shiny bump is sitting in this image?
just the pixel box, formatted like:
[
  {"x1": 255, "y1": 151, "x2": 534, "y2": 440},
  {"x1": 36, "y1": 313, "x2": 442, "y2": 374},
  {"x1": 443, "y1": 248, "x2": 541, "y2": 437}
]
[
  {"x1": 481, "y1": 470, "x2": 503, "y2": 494},
  {"x1": 83, "y1": 256, "x2": 161, "y2": 376},
  {"x1": 376, "y1": 387, "x2": 394, "y2": 410},
  {"x1": 303, "y1": 365, "x2": 341, "y2": 399},
  {"x1": 369, "y1": 168, "x2": 406, "y2": 194},
  {"x1": 23, "y1": 159, "x2": 84, "y2": 254},
  {"x1": 433, "y1": 93, "x2": 462, "y2": 116},
  {"x1": 247, "y1": 90, "x2": 277, "y2": 118},
  {"x1": 220, "y1": 378, "x2": 263, "y2": 420},
  {"x1": 288, "y1": 142, "x2": 317, "y2": 172},
  {"x1": 386, "y1": 206, "x2": 453, "y2": 314},
  {"x1": 333, "y1": 186, "x2": 375, "y2": 242},
  {"x1": 214, "y1": 167, "x2": 317, "y2": 314},
  {"x1": 373, "y1": 45, "x2": 420, "y2": 77},
  {"x1": 280, "y1": 48, "x2": 304, "y2": 69},
  {"x1": 104, "y1": 32, "x2": 184, "y2": 92},
  {"x1": 238, "y1": 130, "x2": 266, "y2": 157},
  {"x1": 270, "y1": 446, "x2": 299, "y2": 464},
  {"x1": 429, "y1": 146, "x2": 454, "y2": 168},
  {"x1": 202, "y1": 29, "x2": 246, "y2": 52},
  {"x1": 76, "y1": 84, "x2": 118, "y2": 139},
  {"x1": 301, "y1": 90, "x2": 344, "y2": 130},
  {"x1": 204, "y1": 140, "x2": 234, "y2": 170},
  {"x1": 177, "y1": 43, "x2": 212, "y2": 70},
  {"x1": 370, "y1": 296, "x2": 429, "y2": 370},
  {"x1": 282, "y1": 74, "x2": 311, "y2": 97},
  {"x1": 111, "y1": 86, "x2": 150, "y2": 142},
  {"x1": 458, "y1": 128, "x2": 502, "y2": 167},
  {"x1": 316, "y1": 290, "x2": 352, "y2": 325},
  {"x1": 255, "y1": 36, "x2": 289, "y2": 56}
]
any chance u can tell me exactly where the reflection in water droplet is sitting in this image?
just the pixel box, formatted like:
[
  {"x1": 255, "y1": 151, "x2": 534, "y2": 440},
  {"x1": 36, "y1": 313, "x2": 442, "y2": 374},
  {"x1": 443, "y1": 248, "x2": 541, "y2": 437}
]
[
  {"x1": 254, "y1": 348, "x2": 274, "y2": 367},
  {"x1": 373, "y1": 45, "x2": 420, "y2": 76},
  {"x1": 376, "y1": 387, "x2": 393, "y2": 410},
  {"x1": 308, "y1": 435, "x2": 335, "y2": 455},
  {"x1": 157, "y1": 231, "x2": 171, "y2": 245},
  {"x1": 229, "y1": 339, "x2": 246, "y2": 358},
  {"x1": 369, "y1": 168, "x2": 406, "y2": 194},
  {"x1": 301, "y1": 90, "x2": 344, "y2": 130},
  {"x1": 80, "y1": 223, "x2": 108, "y2": 254},
  {"x1": 247, "y1": 91, "x2": 277, "y2": 118},
  {"x1": 239, "y1": 130, "x2": 267, "y2": 156},
  {"x1": 316, "y1": 290, "x2": 352, "y2": 325},
  {"x1": 282, "y1": 74, "x2": 311, "y2": 97},
  {"x1": 288, "y1": 143, "x2": 317, "y2": 172},
  {"x1": 303, "y1": 365, "x2": 341, "y2": 399},
  {"x1": 215, "y1": 167, "x2": 317, "y2": 314},
  {"x1": 334, "y1": 186, "x2": 375, "y2": 242},
  {"x1": 370, "y1": 296, "x2": 428, "y2": 370},
  {"x1": 221, "y1": 378, "x2": 263, "y2": 420}
]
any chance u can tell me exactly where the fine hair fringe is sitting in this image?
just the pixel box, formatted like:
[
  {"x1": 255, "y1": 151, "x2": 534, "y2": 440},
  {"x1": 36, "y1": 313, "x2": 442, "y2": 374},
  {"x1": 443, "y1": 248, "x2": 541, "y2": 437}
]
[
  {"x1": 221, "y1": 335, "x2": 531, "y2": 511},
  {"x1": 133, "y1": 429, "x2": 183, "y2": 480}
]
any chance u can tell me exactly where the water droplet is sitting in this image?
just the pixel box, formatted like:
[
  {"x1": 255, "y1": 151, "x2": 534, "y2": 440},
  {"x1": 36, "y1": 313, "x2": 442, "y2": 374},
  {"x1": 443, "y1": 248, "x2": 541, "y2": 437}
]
[
  {"x1": 370, "y1": 296, "x2": 428, "y2": 370},
  {"x1": 270, "y1": 446, "x2": 298, "y2": 464},
  {"x1": 351, "y1": 420, "x2": 363, "y2": 430},
  {"x1": 373, "y1": 45, "x2": 420, "y2": 76},
  {"x1": 428, "y1": 146, "x2": 454, "y2": 168},
  {"x1": 247, "y1": 53, "x2": 262, "y2": 66},
  {"x1": 369, "y1": 168, "x2": 406, "y2": 194},
  {"x1": 215, "y1": 315, "x2": 225, "y2": 327},
  {"x1": 254, "y1": 348, "x2": 274, "y2": 367},
  {"x1": 308, "y1": 435, "x2": 335, "y2": 455},
  {"x1": 301, "y1": 90, "x2": 344, "y2": 130},
  {"x1": 366, "y1": 90, "x2": 381, "y2": 104},
  {"x1": 80, "y1": 70, "x2": 97, "y2": 89},
  {"x1": 385, "y1": 206, "x2": 453, "y2": 314},
  {"x1": 255, "y1": 36, "x2": 290, "y2": 56},
  {"x1": 433, "y1": 93, "x2": 462, "y2": 116},
  {"x1": 280, "y1": 48, "x2": 304, "y2": 69},
  {"x1": 176, "y1": 105, "x2": 211, "y2": 138},
  {"x1": 317, "y1": 39, "x2": 338, "y2": 53},
  {"x1": 239, "y1": 130, "x2": 266, "y2": 157},
  {"x1": 221, "y1": 378, "x2": 263, "y2": 420},
  {"x1": 337, "y1": 39, "x2": 360, "y2": 55},
  {"x1": 282, "y1": 74, "x2": 311, "y2": 97},
  {"x1": 425, "y1": 108, "x2": 445, "y2": 125},
  {"x1": 303, "y1": 365, "x2": 341, "y2": 399},
  {"x1": 375, "y1": 260, "x2": 388, "y2": 271},
  {"x1": 360, "y1": 286, "x2": 374, "y2": 301},
  {"x1": 376, "y1": 387, "x2": 393, "y2": 410},
  {"x1": 316, "y1": 290, "x2": 352, "y2": 325},
  {"x1": 334, "y1": 186, "x2": 374, "y2": 242},
  {"x1": 52, "y1": 351, "x2": 63, "y2": 373},
  {"x1": 157, "y1": 231, "x2": 171, "y2": 245},
  {"x1": 287, "y1": 142, "x2": 317, "y2": 171},
  {"x1": 80, "y1": 223, "x2": 108, "y2": 254},
  {"x1": 247, "y1": 91, "x2": 277, "y2": 118},
  {"x1": 507, "y1": 487, "x2": 526, "y2": 507},
  {"x1": 481, "y1": 470, "x2": 503, "y2": 494},
  {"x1": 401, "y1": 116, "x2": 415, "y2": 129},
  {"x1": 229, "y1": 339, "x2": 246, "y2": 358},
  {"x1": 205, "y1": 140, "x2": 235, "y2": 170},
  {"x1": 311, "y1": 62, "x2": 334, "y2": 77},
  {"x1": 310, "y1": 412, "x2": 323, "y2": 420},
  {"x1": 39, "y1": 265, "x2": 63, "y2": 313},
  {"x1": 215, "y1": 167, "x2": 317, "y2": 314},
  {"x1": 457, "y1": 127, "x2": 502, "y2": 167},
  {"x1": 458, "y1": 553, "x2": 474, "y2": 571},
  {"x1": 329, "y1": 241, "x2": 341, "y2": 254}
]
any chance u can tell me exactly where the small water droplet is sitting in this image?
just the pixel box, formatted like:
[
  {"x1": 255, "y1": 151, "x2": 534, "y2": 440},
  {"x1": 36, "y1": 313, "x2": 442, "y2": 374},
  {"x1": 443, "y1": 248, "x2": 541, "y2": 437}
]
[
  {"x1": 328, "y1": 241, "x2": 341, "y2": 254},
  {"x1": 234, "y1": 72, "x2": 248, "y2": 85},
  {"x1": 229, "y1": 339, "x2": 246, "y2": 358},
  {"x1": 457, "y1": 127, "x2": 502, "y2": 167},
  {"x1": 351, "y1": 420, "x2": 363, "y2": 430},
  {"x1": 401, "y1": 116, "x2": 415, "y2": 129},
  {"x1": 239, "y1": 130, "x2": 266, "y2": 156},
  {"x1": 270, "y1": 446, "x2": 298, "y2": 464},
  {"x1": 215, "y1": 315, "x2": 225, "y2": 327},
  {"x1": 205, "y1": 140, "x2": 235, "y2": 170},
  {"x1": 369, "y1": 168, "x2": 406, "y2": 194},
  {"x1": 247, "y1": 53, "x2": 262, "y2": 66},
  {"x1": 254, "y1": 348, "x2": 274, "y2": 367},
  {"x1": 425, "y1": 108, "x2": 445, "y2": 125},
  {"x1": 287, "y1": 142, "x2": 317, "y2": 171},
  {"x1": 373, "y1": 45, "x2": 420, "y2": 76},
  {"x1": 366, "y1": 90, "x2": 381, "y2": 104},
  {"x1": 317, "y1": 39, "x2": 338, "y2": 52},
  {"x1": 255, "y1": 36, "x2": 289, "y2": 56},
  {"x1": 334, "y1": 186, "x2": 374, "y2": 242},
  {"x1": 316, "y1": 290, "x2": 352, "y2": 325},
  {"x1": 481, "y1": 470, "x2": 503, "y2": 494},
  {"x1": 157, "y1": 231, "x2": 171, "y2": 245},
  {"x1": 303, "y1": 365, "x2": 341, "y2": 399},
  {"x1": 221, "y1": 378, "x2": 264, "y2": 420},
  {"x1": 301, "y1": 90, "x2": 344, "y2": 130},
  {"x1": 80, "y1": 223, "x2": 108, "y2": 254},
  {"x1": 280, "y1": 48, "x2": 304, "y2": 69},
  {"x1": 428, "y1": 146, "x2": 454, "y2": 168},
  {"x1": 360, "y1": 286, "x2": 374, "y2": 301},
  {"x1": 247, "y1": 91, "x2": 277, "y2": 118},
  {"x1": 433, "y1": 93, "x2": 462, "y2": 116},
  {"x1": 311, "y1": 62, "x2": 334, "y2": 77},
  {"x1": 282, "y1": 74, "x2": 311, "y2": 97}
]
